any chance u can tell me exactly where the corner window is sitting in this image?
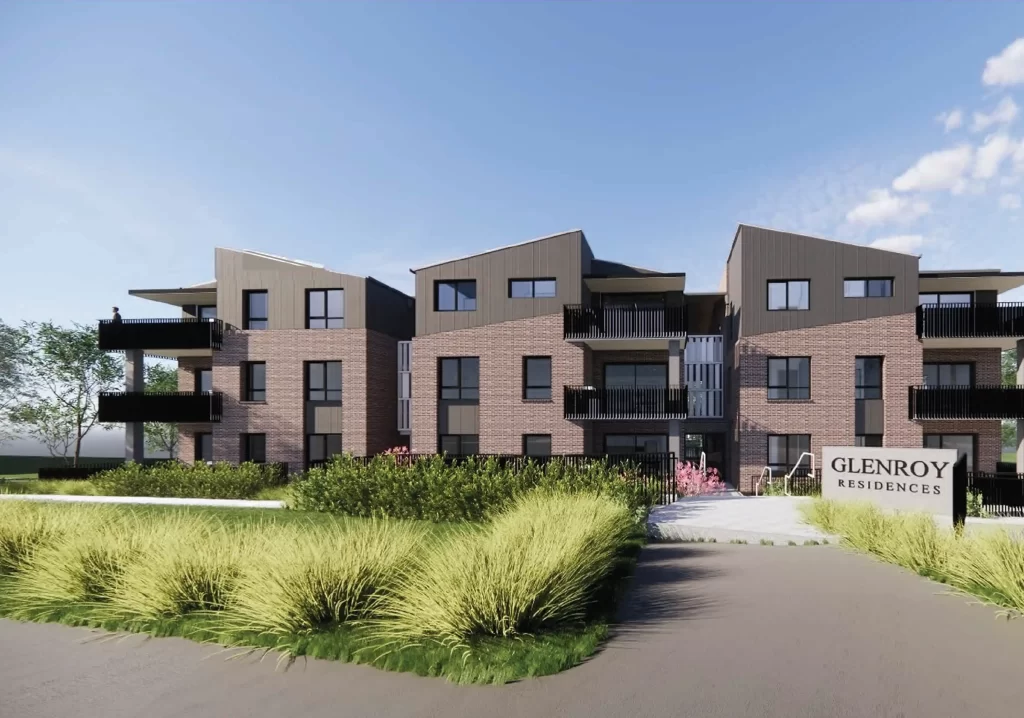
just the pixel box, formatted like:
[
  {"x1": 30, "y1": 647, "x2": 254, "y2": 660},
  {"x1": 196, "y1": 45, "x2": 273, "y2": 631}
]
[
  {"x1": 523, "y1": 434, "x2": 552, "y2": 457},
  {"x1": 243, "y1": 290, "x2": 268, "y2": 330},
  {"x1": 439, "y1": 434, "x2": 479, "y2": 455},
  {"x1": 919, "y1": 292, "x2": 973, "y2": 306},
  {"x1": 196, "y1": 368, "x2": 213, "y2": 394},
  {"x1": 194, "y1": 432, "x2": 213, "y2": 462},
  {"x1": 767, "y1": 357, "x2": 810, "y2": 400},
  {"x1": 767, "y1": 280, "x2": 809, "y2": 311},
  {"x1": 307, "y1": 361, "x2": 342, "y2": 401},
  {"x1": 307, "y1": 434, "x2": 342, "y2": 466},
  {"x1": 923, "y1": 363, "x2": 972, "y2": 387},
  {"x1": 439, "y1": 357, "x2": 479, "y2": 400},
  {"x1": 242, "y1": 362, "x2": 266, "y2": 402},
  {"x1": 509, "y1": 278, "x2": 557, "y2": 298},
  {"x1": 855, "y1": 435, "x2": 883, "y2": 448},
  {"x1": 767, "y1": 434, "x2": 811, "y2": 474},
  {"x1": 241, "y1": 433, "x2": 266, "y2": 463},
  {"x1": 924, "y1": 434, "x2": 975, "y2": 472},
  {"x1": 523, "y1": 356, "x2": 552, "y2": 400},
  {"x1": 844, "y1": 278, "x2": 894, "y2": 298},
  {"x1": 435, "y1": 280, "x2": 477, "y2": 312},
  {"x1": 855, "y1": 357, "x2": 883, "y2": 399},
  {"x1": 307, "y1": 289, "x2": 344, "y2": 329}
]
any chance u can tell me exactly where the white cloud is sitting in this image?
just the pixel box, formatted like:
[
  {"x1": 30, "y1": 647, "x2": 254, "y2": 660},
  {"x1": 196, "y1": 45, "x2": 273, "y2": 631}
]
[
  {"x1": 846, "y1": 189, "x2": 931, "y2": 225},
  {"x1": 936, "y1": 108, "x2": 963, "y2": 132},
  {"x1": 974, "y1": 134, "x2": 1018, "y2": 178},
  {"x1": 999, "y1": 193, "x2": 1022, "y2": 210},
  {"x1": 971, "y1": 97, "x2": 1019, "y2": 132},
  {"x1": 868, "y1": 234, "x2": 929, "y2": 254},
  {"x1": 983, "y1": 38, "x2": 1024, "y2": 86},
  {"x1": 892, "y1": 145, "x2": 973, "y2": 192}
]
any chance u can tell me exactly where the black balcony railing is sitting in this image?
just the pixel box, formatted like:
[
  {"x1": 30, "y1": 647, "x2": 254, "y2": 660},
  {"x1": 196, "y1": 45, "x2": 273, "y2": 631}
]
[
  {"x1": 908, "y1": 385, "x2": 1024, "y2": 420},
  {"x1": 98, "y1": 391, "x2": 224, "y2": 423},
  {"x1": 564, "y1": 386, "x2": 688, "y2": 420},
  {"x1": 916, "y1": 303, "x2": 1024, "y2": 339},
  {"x1": 98, "y1": 318, "x2": 225, "y2": 351},
  {"x1": 563, "y1": 305, "x2": 686, "y2": 340}
]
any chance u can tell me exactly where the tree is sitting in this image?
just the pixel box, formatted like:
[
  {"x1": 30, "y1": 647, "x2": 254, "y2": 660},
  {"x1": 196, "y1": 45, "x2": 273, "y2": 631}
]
[
  {"x1": 10, "y1": 322, "x2": 122, "y2": 466},
  {"x1": 1002, "y1": 349, "x2": 1019, "y2": 454},
  {"x1": 144, "y1": 362, "x2": 180, "y2": 458},
  {"x1": 0, "y1": 319, "x2": 31, "y2": 444}
]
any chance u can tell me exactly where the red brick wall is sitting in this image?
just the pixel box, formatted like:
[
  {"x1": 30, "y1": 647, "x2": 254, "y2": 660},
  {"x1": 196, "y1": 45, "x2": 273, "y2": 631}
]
[
  {"x1": 410, "y1": 314, "x2": 589, "y2": 454},
  {"x1": 176, "y1": 357, "x2": 212, "y2": 462}
]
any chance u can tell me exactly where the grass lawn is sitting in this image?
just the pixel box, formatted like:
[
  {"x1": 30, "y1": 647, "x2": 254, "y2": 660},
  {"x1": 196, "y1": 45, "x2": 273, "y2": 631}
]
[{"x1": 1004, "y1": 452, "x2": 1017, "y2": 464}]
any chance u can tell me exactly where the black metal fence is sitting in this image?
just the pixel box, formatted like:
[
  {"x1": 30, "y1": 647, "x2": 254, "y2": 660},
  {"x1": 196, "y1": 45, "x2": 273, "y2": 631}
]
[
  {"x1": 98, "y1": 391, "x2": 224, "y2": 423},
  {"x1": 563, "y1": 304, "x2": 687, "y2": 340},
  {"x1": 98, "y1": 317, "x2": 225, "y2": 351},
  {"x1": 908, "y1": 385, "x2": 1024, "y2": 420},
  {"x1": 744, "y1": 469, "x2": 821, "y2": 496},
  {"x1": 916, "y1": 302, "x2": 1024, "y2": 339},
  {"x1": 563, "y1": 386, "x2": 688, "y2": 420},
  {"x1": 967, "y1": 473, "x2": 1024, "y2": 517}
]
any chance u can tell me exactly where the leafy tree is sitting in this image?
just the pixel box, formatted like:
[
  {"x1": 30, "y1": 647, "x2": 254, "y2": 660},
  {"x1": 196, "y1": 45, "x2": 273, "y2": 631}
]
[
  {"x1": 0, "y1": 319, "x2": 31, "y2": 444},
  {"x1": 10, "y1": 322, "x2": 122, "y2": 466},
  {"x1": 1003, "y1": 349, "x2": 1018, "y2": 386},
  {"x1": 144, "y1": 362, "x2": 180, "y2": 458}
]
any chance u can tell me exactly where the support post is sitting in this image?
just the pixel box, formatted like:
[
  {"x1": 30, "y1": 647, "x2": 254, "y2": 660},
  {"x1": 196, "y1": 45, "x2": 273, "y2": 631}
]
[
  {"x1": 1017, "y1": 339, "x2": 1024, "y2": 475},
  {"x1": 668, "y1": 339, "x2": 682, "y2": 459},
  {"x1": 125, "y1": 349, "x2": 144, "y2": 463}
]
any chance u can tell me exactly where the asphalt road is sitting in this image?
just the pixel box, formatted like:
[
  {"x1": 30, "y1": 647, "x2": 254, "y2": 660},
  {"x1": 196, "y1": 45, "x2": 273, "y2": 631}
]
[{"x1": 3, "y1": 543, "x2": 1024, "y2": 718}]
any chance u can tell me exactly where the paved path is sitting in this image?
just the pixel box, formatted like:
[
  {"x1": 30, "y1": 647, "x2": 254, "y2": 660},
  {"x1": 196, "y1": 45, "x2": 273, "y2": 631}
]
[
  {"x1": 648, "y1": 494, "x2": 836, "y2": 543},
  {"x1": 4, "y1": 543, "x2": 1024, "y2": 718}
]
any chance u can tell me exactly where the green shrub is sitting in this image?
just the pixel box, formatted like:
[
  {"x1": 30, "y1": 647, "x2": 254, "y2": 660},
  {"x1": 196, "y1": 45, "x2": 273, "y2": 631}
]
[
  {"x1": 967, "y1": 489, "x2": 988, "y2": 518},
  {"x1": 93, "y1": 461, "x2": 284, "y2": 500}
]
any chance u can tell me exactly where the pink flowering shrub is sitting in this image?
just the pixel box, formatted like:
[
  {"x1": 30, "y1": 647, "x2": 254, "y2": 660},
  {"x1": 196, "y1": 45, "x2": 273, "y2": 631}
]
[
  {"x1": 675, "y1": 461, "x2": 725, "y2": 497},
  {"x1": 383, "y1": 445, "x2": 414, "y2": 465}
]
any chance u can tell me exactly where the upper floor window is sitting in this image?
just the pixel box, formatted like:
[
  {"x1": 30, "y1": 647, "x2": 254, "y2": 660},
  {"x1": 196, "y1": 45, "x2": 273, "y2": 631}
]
[
  {"x1": 923, "y1": 362, "x2": 972, "y2": 387},
  {"x1": 767, "y1": 357, "x2": 810, "y2": 400},
  {"x1": 523, "y1": 357, "x2": 552, "y2": 400},
  {"x1": 844, "y1": 278, "x2": 893, "y2": 298},
  {"x1": 919, "y1": 292, "x2": 973, "y2": 305},
  {"x1": 509, "y1": 278, "x2": 557, "y2": 298},
  {"x1": 440, "y1": 357, "x2": 479, "y2": 400},
  {"x1": 198, "y1": 305, "x2": 217, "y2": 320},
  {"x1": 767, "y1": 280, "x2": 809, "y2": 311},
  {"x1": 243, "y1": 290, "x2": 268, "y2": 330},
  {"x1": 855, "y1": 357, "x2": 883, "y2": 399},
  {"x1": 307, "y1": 361, "x2": 342, "y2": 401},
  {"x1": 307, "y1": 289, "x2": 344, "y2": 329},
  {"x1": 196, "y1": 368, "x2": 213, "y2": 394},
  {"x1": 605, "y1": 363, "x2": 667, "y2": 388},
  {"x1": 435, "y1": 280, "x2": 476, "y2": 312},
  {"x1": 242, "y1": 361, "x2": 266, "y2": 402}
]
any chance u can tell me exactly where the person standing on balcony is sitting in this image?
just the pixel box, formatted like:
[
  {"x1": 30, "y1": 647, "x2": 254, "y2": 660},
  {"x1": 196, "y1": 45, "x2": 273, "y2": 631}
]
[{"x1": 111, "y1": 306, "x2": 122, "y2": 323}]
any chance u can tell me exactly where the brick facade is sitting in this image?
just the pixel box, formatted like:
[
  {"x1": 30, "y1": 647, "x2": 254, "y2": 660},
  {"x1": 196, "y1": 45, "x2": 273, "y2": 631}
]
[{"x1": 176, "y1": 356, "x2": 212, "y2": 462}]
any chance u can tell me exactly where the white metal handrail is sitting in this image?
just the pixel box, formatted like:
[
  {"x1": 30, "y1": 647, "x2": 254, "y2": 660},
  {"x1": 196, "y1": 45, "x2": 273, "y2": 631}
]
[
  {"x1": 699, "y1": 451, "x2": 707, "y2": 476},
  {"x1": 784, "y1": 452, "x2": 816, "y2": 496},
  {"x1": 754, "y1": 466, "x2": 772, "y2": 496}
]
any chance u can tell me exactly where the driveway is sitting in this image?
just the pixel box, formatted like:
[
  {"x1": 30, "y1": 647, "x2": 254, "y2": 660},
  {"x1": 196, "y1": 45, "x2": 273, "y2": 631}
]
[{"x1": 3, "y1": 543, "x2": 1024, "y2": 718}]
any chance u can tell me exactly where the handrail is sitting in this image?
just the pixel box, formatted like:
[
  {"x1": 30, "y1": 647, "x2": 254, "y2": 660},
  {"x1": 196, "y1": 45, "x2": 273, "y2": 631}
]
[
  {"x1": 755, "y1": 466, "x2": 772, "y2": 496},
  {"x1": 699, "y1": 451, "x2": 707, "y2": 476},
  {"x1": 784, "y1": 452, "x2": 816, "y2": 496}
]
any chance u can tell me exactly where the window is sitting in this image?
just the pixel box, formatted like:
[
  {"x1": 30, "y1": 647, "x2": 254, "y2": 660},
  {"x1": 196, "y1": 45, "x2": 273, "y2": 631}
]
[
  {"x1": 523, "y1": 434, "x2": 552, "y2": 457},
  {"x1": 767, "y1": 434, "x2": 811, "y2": 474},
  {"x1": 198, "y1": 305, "x2": 217, "y2": 320},
  {"x1": 923, "y1": 363, "x2": 972, "y2": 387},
  {"x1": 194, "y1": 432, "x2": 213, "y2": 463},
  {"x1": 196, "y1": 368, "x2": 213, "y2": 394},
  {"x1": 439, "y1": 434, "x2": 479, "y2": 455},
  {"x1": 604, "y1": 434, "x2": 668, "y2": 455},
  {"x1": 307, "y1": 361, "x2": 342, "y2": 401},
  {"x1": 241, "y1": 433, "x2": 266, "y2": 463},
  {"x1": 919, "y1": 292, "x2": 973, "y2": 305},
  {"x1": 306, "y1": 289, "x2": 344, "y2": 329},
  {"x1": 767, "y1": 357, "x2": 810, "y2": 400},
  {"x1": 767, "y1": 280, "x2": 810, "y2": 311},
  {"x1": 439, "y1": 358, "x2": 479, "y2": 400},
  {"x1": 523, "y1": 357, "x2": 552, "y2": 400},
  {"x1": 243, "y1": 290, "x2": 268, "y2": 330},
  {"x1": 509, "y1": 278, "x2": 557, "y2": 298},
  {"x1": 855, "y1": 357, "x2": 883, "y2": 399},
  {"x1": 435, "y1": 280, "x2": 477, "y2": 311},
  {"x1": 307, "y1": 434, "x2": 342, "y2": 465},
  {"x1": 242, "y1": 362, "x2": 266, "y2": 402},
  {"x1": 924, "y1": 434, "x2": 975, "y2": 472},
  {"x1": 844, "y1": 278, "x2": 894, "y2": 298},
  {"x1": 855, "y1": 435, "x2": 883, "y2": 448},
  {"x1": 604, "y1": 364, "x2": 668, "y2": 388}
]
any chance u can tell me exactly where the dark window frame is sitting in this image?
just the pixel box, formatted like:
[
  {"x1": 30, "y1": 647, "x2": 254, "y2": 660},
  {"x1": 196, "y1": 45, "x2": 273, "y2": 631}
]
[
  {"x1": 767, "y1": 357, "x2": 811, "y2": 401},
  {"x1": 522, "y1": 434, "x2": 552, "y2": 457},
  {"x1": 306, "y1": 289, "x2": 345, "y2": 329},
  {"x1": 766, "y1": 434, "x2": 812, "y2": 474},
  {"x1": 194, "y1": 432, "x2": 213, "y2": 463},
  {"x1": 306, "y1": 361, "x2": 342, "y2": 402},
  {"x1": 439, "y1": 357, "x2": 480, "y2": 400},
  {"x1": 195, "y1": 368, "x2": 213, "y2": 394},
  {"x1": 508, "y1": 278, "x2": 557, "y2": 299},
  {"x1": 241, "y1": 433, "x2": 267, "y2": 463},
  {"x1": 523, "y1": 356, "x2": 552, "y2": 401},
  {"x1": 603, "y1": 434, "x2": 669, "y2": 454},
  {"x1": 844, "y1": 278, "x2": 894, "y2": 298},
  {"x1": 242, "y1": 361, "x2": 266, "y2": 402},
  {"x1": 434, "y1": 280, "x2": 477, "y2": 312},
  {"x1": 855, "y1": 357, "x2": 883, "y2": 399},
  {"x1": 198, "y1": 305, "x2": 217, "y2": 321},
  {"x1": 243, "y1": 290, "x2": 269, "y2": 330},
  {"x1": 306, "y1": 433, "x2": 343, "y2": 466},
  {"x1": 918, "y1": 291, "x2": 975, "y2": 306},
  {"x1": 855, "y1": 434, "x2": 884, "y2": 448},
  {"x1": 923, "y1": 362, "x2": 974, "y2": 387},
  {"x1": 602, "y1": 362, "x2": 669, "y2": 388},
  {"x1": 438, "y1": 434, "x2": 480, "y2": 456},
  {"x1": 923, "y1": 433, "x2": 977, "y2": 472},
  {"x1": 767, "y1": 279, "x2": 810, "y2": 311}
]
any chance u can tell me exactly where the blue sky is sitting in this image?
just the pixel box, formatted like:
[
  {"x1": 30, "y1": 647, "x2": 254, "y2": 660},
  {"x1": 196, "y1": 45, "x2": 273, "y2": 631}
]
[{"x1": 3, "y1": 2, "x2": 1024, "y2": 328}]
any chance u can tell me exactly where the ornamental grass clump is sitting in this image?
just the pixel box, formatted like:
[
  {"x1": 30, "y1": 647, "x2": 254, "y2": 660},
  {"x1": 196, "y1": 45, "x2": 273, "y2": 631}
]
[
  {"x1": 0, "y1": 502, "x2": 64, "y2": 574},
  {"x1": 945, "y1": 530, "x2": 1024, "y2": 613},
  {"x1": 379, "y1": 492, "x2": 634, "y2": 642}
]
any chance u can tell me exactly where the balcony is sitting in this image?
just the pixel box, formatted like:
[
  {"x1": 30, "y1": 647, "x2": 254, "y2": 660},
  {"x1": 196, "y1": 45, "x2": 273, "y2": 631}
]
[
  {"x1": 564, "y1": 386, "x2": 688, "y2": 420},
  {"x1": 908, "y1": 385, "x2": 1024, "y2": 420},
  {"x1": 98, "y1": 318, "x2": 225, "y2": 354},
  {"x1": 916, "y1": 303, "x2": 1024, "y2": 347},
  {"x1": 98, "y1": 391, "x2": 224, "y2": 423},
  {"x1": 563, "y1": 305, "x2": 686, "y2": 344}
]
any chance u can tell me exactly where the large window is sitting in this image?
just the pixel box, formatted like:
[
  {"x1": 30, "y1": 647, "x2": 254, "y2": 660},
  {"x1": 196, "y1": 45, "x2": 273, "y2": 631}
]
[
  {"x1": 523, "y1": 357, "x2": 552, "y2": 400},
  {"x1": 604, "y1": 363, "x2": 668, "y2": 388},
  {"x1": 844, "y1": 278, "x2": 894, "y2": 298},
  {"x1": 242, "y1": 362, "x2": 266, "y2": 402},
  {"x1": 923, "y1": 363, "x2": 972, "y2": 387},
  {"x1": 767, "y1": 357, "x2": 810, "y2": 400},
  {"x1": 435, "y1": 280, "x2": 477, "y2": 311},
  {"x1": 196, "y1": 368, "x2": 213, "y2": 394},
  {"x1": 604, "y1": 434, "x2": 668, "y2": 455},
  {"x1": 198, "y1": 305, "x2": 217, "y2": 320},
  {"x1": 855, "y1": 357, "x2": 883, "y2": 399},
  {"x1": 194, "y1": 432, "x2": 213, "y2": 463},
  {"x1": 924, "y1": 434, "x2": 975, "y2": 472},
  {"x1": 243, "y1": 290, "x2": 268, "y2": 330},
  {"x1": 509, "y1": 278, "x2": 557, "y2": 298},
  {"x1": 767, "y1": 280, "x2": 810, "y2": 311},
  {"x1": 855, "y1": 435, "x2": 883, "y2": 448},
  {"x1": 241, "y1": 433, "x2": 266, "y2": 463},
  {"x1": 919, "y1": 292, "x2": 973, "y2": 305},
  {"x1": 523, "y1": 434, "x2": 552, "y2": 457},
  {"x1": 767, "y1": 434, "x2": 811, "y2": 474},
  {"x1": 307, "y1": 361, "x2": 342, "y2": 401},
  {"x1": 307, "y1": 289, "x2": 344, "y2": 329},
  {"x1": 307, "y1": 434, "x2": 342, "y2": 466},
  {"x1": 440, "y1": 357, "x2": 479, "y2": 400},
  {"x1": 439, "y1": 434, "x2": 479, "y2": 455}
]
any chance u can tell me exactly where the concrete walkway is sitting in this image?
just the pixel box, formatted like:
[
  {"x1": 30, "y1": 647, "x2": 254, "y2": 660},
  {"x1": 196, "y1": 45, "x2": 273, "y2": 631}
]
[
  {"x1": 649, "y1": 494, "x2": 837, "y2": 543},
  {"x1": 4, "y1": 543, "x2": 1024, "y2": 718}
]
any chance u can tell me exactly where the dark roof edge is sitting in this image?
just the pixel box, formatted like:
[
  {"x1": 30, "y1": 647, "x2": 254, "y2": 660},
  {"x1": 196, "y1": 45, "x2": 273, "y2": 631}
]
[
  {"x1": 128, "y1": 287, "x2": 216, "y2": 296},
  {"x1": 920, "y1": 269, "x2": 1024, "y2": 278}
]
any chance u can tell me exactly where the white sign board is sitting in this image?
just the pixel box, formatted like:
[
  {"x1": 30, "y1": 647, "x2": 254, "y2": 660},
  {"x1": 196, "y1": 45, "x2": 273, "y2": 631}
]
[{"x1": 821, "y1": 446, "x2": 958, "y2": 514}]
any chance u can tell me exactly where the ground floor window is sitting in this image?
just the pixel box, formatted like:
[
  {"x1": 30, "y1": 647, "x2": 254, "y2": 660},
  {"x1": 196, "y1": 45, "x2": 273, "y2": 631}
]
[
  {"x1": 604, "y1": 434, "x2": 668, "y2": 455},
  {"x1": 855, "y1": 434, "x2": 883, "y2": 447},
  {"x1": 194, "y1": 432, "x2": 212, "y2": 463},
  {"x1": 439, "y1": 434, "x2": 479, "y2": 456},
  {"x1": 307, "y1": 434, "x2": 342, "y2": 467},
  {"x1": 682, "y1": 433, "x2": 726, "y2": 472},
  {"x1": 241, "y1": 433, "x2": 266, "y2": 463},
  {"x1": 924, "y1": 434, "x2": 975, "y2": 472},
  {"x1": 767, "y1": 434, "x2": 811, "y2": 474},
  {"x1": 522, "y1": 434, "x2": 552, "y2": 457}
]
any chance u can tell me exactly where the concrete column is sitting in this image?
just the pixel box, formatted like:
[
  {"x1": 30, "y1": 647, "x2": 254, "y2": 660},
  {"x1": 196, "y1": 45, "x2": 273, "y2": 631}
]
[
  {"x1": 668, "y1": 339, "x2": 682, "y2": 459},
  {"x1": 125, "y1": 349, "x2": 145, "y2": 463},
  {"x1": 1017, "y1": 340, "x2": 1024, "y2": 474}
]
